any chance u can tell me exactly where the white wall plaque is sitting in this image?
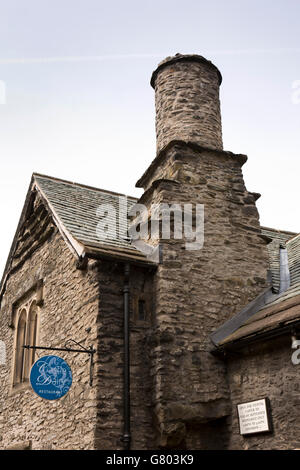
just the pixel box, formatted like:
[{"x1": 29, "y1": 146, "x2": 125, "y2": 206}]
[{"x1": 237, "y1": 398, "x2": 272, "y2": 435}]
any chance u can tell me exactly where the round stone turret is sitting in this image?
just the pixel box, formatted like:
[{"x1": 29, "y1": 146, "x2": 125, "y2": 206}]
[{"x1": 151, "y1": 53, "x2": 223, "y2": 154}]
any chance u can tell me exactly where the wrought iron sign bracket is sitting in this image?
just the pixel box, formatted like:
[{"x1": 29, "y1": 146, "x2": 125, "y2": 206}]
[{"x1": 24, "y1": 339, "x2": 96, "y2": 386}]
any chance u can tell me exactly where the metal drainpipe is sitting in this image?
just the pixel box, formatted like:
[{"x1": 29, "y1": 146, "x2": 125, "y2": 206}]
[{"x1": 122, "y1": 262, "x2": 131, "y2": 450}]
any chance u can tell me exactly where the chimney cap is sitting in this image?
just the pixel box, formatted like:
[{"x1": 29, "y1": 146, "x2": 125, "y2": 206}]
[{"x1": 150, "y1": 53, "x2": 222, "y2": 89}]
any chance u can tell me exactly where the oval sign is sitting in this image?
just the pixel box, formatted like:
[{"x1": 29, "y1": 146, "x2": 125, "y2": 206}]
[{"x1": 30, "y1": 355, "x2": 72, "y2": 400}]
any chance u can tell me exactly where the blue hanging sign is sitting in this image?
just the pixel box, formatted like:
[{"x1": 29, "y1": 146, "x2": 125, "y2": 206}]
[{"x1": 30, "y1": 355, "x2": 72, "y2": 400}]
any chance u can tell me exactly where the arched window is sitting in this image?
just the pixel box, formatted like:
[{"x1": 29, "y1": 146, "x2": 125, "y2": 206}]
[
  {"x1": 0, "y1": 340, "x2": 6, "y2": 366},
  {"x1": 13, "y1": 300, "x2": 39, "y2": 387},
  {"x1": 14, "y1": 309, "x2": 27, "y2": 385}
]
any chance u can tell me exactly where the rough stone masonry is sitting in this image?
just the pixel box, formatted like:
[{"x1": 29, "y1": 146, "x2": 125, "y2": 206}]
[{"x1": 135, "y1": 54, "x2": 270, "y2": 447}]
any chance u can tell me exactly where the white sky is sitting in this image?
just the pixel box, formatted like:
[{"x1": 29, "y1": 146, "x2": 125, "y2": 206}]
[{"x1": 0, "y1": 0, "x2": 299, "y2": 277}]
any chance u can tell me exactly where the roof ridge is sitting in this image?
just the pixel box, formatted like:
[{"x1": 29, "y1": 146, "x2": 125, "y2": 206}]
[
  {"x1": 261, "y1": 225, "x2": 298, "y2": 236},
  {"x1": 33, "y1": 173, "x2": 138, "y2": 201},
  {"x1": 286, "y1": 232, "x2": 300, "y2": 243}
]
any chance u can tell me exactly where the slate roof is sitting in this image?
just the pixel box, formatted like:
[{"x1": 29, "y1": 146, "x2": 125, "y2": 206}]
[
  {"x1": 34, "y1": 173, "x2": 158, "y2": 265},
  {"x1": 212, "y1": 227, "x2": 300, "y2": 349},
  {"x1": 287, "y1": 233, "x2": 300, "y2": 286},
  {"x1": 217, "y1": 283, "x2": 300, "y2": 346},
  {"x1": 34, "y1": 174, "x2": 141, "y2": 256},
  {"x1": 0, "y1": 174, "x2": 154, "y2": 302}
]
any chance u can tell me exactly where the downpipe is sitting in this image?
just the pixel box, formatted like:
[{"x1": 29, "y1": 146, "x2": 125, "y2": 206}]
[{"x1": 122, "y1": 263, "x2": 131, "y2": 450}]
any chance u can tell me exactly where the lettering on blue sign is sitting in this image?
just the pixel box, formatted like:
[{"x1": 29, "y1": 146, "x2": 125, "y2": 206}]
[{"x1": 30, "y1": 355, "x2": 72, "y2": 400}]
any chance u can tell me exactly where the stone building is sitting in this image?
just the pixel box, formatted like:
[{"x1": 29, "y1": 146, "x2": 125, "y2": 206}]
[{"x1": 0, "y1": 53, "x2": 299, "y2": 450}]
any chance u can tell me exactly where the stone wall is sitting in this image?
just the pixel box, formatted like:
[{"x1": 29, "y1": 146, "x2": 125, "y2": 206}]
[
  {"x1": 136, "y1": 142, "x2": 270, "y2": 448},
  {"x1": 151, "y1": 54, "x2": 223, "y2": 154},
  {"x1": 94, "y1": 261, "x2": 156, "y2": 450},
  {"x1": 226, "y1": 335, "x2": 300, "y2": 450},
  {"x1": 0, "y1": 195, "x2": 157, "y2": 450},
  {"x1": 0, "y1": 199, "x2": 100, "y2": 449}
]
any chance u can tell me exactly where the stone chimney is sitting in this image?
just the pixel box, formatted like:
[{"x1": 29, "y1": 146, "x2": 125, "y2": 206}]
[
  {"x1": 135, "y1": 54, "x2": 270, "y2": 448},
  {"x1": 151, "y1": 53, "x2": 223, "y2": 154}
]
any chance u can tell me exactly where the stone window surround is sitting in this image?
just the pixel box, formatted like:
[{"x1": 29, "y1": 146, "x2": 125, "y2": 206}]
[
  {"x1": 9, "y1": 280, "x2": 43, "y2": 395},
  {"x1": 132, "y1": 294, "x2": 151, "y2": 324}
]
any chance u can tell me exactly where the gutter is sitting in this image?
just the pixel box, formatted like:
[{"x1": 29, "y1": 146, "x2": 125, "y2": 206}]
[{"x1": 211, "y1": 319, "x2": 300, "y2": 357}]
